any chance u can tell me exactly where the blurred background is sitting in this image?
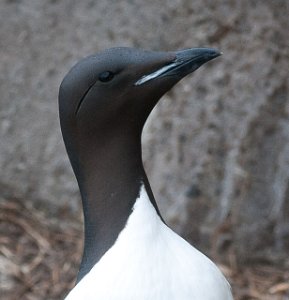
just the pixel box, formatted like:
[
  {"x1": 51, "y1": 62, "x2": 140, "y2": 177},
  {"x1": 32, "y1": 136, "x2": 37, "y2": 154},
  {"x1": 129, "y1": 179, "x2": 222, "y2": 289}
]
[{"x1": 1, "y1": 0, "x2": 289, "y2": 299}]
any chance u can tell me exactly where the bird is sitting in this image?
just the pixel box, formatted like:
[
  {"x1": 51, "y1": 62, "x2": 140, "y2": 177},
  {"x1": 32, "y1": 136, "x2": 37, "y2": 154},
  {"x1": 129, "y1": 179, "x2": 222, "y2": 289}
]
[{"x1": 59, "y1": 47, "x2": 233, "y2": 300}]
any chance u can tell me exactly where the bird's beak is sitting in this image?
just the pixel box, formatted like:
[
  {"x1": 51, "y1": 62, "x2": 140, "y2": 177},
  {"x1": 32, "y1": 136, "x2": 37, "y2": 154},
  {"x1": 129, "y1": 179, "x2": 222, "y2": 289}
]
[{"x1": 135, "y1": 48, "x2": 221, "y2": 86}]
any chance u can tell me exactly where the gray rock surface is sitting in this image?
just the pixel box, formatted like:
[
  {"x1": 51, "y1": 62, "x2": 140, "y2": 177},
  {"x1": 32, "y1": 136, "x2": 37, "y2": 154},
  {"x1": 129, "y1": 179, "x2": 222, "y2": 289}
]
[{"x1": 1, "y1": 0, "x2": 288, "y2": 263}]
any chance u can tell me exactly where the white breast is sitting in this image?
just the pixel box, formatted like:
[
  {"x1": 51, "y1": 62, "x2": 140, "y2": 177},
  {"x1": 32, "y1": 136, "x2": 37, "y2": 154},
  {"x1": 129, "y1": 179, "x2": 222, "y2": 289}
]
[{"x1": 65, "y1": 185, "x2": 233, "y2": 300}]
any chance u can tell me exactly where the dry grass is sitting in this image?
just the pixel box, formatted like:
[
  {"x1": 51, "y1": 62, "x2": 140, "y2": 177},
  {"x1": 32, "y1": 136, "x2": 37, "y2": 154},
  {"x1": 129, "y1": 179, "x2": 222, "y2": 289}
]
[{"x1": 0, "y1": 197, "x2": 288, "y2": 300}]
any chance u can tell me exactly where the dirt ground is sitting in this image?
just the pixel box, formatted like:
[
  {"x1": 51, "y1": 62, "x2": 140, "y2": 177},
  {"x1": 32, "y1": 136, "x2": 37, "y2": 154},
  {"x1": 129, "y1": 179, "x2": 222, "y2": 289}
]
[{"x1": 1, "y1": 197, "x2": 288, "y2": 300}]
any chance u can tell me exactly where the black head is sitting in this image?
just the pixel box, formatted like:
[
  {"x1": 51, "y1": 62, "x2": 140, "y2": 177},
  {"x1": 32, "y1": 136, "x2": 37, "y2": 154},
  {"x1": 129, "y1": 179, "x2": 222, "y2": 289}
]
[
  {"x1": 59, "y1": 47, "x2": 220, "y2": 173},
  {"x1": 59, "y1": 48, "x2": 175, "y2": 135}
]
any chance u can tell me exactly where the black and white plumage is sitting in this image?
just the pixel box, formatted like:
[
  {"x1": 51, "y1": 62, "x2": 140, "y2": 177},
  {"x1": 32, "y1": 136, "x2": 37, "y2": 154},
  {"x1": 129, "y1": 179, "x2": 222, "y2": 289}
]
[{"x1": 59, "y1": 47, "x2": 233, "y2": 300}]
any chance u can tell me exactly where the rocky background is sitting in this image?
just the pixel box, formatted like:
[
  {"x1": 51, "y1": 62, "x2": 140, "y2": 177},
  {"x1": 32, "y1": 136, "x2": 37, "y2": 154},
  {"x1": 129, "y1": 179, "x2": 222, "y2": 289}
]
[{"x1": 1, "y1": 0, "x2": 289, "y2": 299}]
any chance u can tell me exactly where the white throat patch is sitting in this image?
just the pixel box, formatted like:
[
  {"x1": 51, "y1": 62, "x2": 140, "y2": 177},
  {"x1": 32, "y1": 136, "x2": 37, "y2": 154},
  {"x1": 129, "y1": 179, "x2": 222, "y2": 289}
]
[{"x1": 65, "y1": 184, "x2": 233, "y2": 300}]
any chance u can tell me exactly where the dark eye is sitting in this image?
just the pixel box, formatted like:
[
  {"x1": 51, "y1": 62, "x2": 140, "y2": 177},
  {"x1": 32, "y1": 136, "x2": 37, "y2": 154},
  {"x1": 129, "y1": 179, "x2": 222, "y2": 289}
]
[{"x1": 98, "y1": 71, "x2": 114, "y2": 82}]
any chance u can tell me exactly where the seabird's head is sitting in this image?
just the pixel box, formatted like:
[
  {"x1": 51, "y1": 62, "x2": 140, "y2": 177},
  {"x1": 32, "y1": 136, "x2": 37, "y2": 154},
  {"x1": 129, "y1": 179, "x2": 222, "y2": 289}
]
[{"x1": 59, "y1": 47, "x2": 220, "y2": 166}]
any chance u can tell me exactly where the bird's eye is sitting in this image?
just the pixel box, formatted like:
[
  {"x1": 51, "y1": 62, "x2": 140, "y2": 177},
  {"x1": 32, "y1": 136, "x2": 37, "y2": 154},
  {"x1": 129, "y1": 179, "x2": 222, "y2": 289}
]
[{"x1": 98, "y1": 71, "x2": 114, "y2": 82}]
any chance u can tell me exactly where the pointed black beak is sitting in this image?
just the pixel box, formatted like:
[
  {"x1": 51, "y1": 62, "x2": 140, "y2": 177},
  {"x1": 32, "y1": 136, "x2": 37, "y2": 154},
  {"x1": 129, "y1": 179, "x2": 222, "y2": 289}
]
[
  {"x1": 172, "y1": 47, "x2": 222, "y2": 76},
  {"x1": 135, "y1": 48, "x2": 221, "y2": 86}
]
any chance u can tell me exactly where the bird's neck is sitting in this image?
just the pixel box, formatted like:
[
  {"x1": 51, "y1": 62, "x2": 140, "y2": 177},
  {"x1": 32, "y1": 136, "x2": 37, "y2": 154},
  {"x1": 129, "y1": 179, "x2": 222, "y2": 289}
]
[{"x1": 74, "y1": 132, "x2": 160, "y2": 282}]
